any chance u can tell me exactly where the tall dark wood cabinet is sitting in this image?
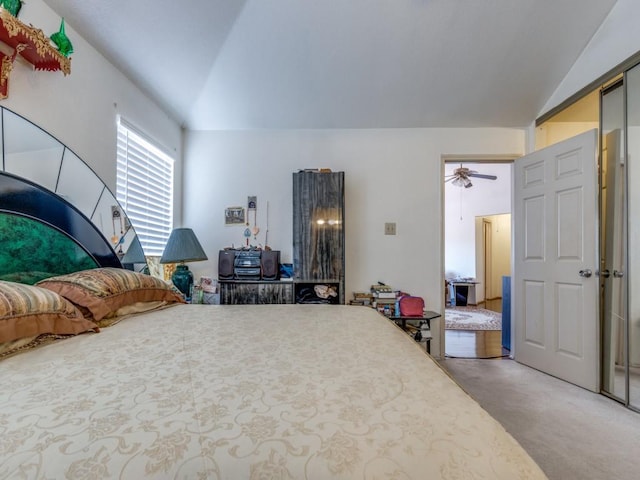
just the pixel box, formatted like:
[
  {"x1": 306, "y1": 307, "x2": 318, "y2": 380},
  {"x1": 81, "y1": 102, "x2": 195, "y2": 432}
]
[{"x1": 292, "y1": 171, "x2": 345, "y2": 304}]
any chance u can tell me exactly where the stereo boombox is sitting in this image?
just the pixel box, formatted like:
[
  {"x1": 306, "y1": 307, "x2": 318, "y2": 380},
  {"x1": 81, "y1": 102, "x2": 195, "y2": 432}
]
[{"x1": 218, "y1": 249, "x2": 280, "y2": 280}]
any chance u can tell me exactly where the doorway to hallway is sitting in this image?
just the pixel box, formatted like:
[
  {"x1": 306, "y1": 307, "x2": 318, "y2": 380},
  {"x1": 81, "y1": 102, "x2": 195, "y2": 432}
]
[{"x1": 443, "y1": 157, "x2": 515, "y2": 358}]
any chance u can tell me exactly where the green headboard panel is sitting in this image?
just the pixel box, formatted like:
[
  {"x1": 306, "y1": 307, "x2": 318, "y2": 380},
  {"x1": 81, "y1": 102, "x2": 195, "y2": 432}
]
[{"x1": 0, "y1": 213, "x2": 98, "y2": 285}]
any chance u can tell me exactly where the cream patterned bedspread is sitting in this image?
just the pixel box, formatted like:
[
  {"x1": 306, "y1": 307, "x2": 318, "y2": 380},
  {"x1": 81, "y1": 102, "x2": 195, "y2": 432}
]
[{"x1": 0, "y1": 305, "x2": 547, "y2": 479}]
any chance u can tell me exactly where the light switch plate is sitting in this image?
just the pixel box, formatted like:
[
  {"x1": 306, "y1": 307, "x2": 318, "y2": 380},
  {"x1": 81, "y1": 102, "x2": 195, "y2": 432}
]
[{"x1": 384, "y1": 222, "x2": 396, "y2": 235}]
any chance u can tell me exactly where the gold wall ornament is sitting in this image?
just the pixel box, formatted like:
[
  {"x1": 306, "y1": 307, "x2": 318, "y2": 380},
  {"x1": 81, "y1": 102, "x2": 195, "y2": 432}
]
[
  {"x1": 0, "y1": 42, "x2": 24, "y2": 99},
  {"x1": 0, "y1": 8, "x2": 71, "y2": 98}
]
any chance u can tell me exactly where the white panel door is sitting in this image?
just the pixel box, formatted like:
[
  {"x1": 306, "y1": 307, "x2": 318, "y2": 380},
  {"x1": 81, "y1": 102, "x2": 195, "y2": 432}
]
[{"x1": 513, "y1": 129, "x2": 599, "y2": 391}]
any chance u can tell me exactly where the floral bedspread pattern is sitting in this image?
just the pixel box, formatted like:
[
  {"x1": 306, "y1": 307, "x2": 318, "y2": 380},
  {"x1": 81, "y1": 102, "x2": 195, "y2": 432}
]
[{"x1": 0, "y1": 305, "x2": 547, "y2": 479}]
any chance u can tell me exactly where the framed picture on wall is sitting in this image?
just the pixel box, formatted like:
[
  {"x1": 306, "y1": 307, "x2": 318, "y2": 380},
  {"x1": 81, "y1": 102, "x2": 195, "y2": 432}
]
[{"x1": 225, "y1": 206, "x2": 245, "y2": 226}]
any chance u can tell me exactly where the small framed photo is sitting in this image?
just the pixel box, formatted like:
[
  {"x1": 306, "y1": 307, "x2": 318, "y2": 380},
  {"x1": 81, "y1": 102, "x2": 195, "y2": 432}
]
[
  {"x1": 247, "y1": 196, "x2": 257, "y2": 210},
  {"x1": 225, "y1": 206, "x2": 245, "y2": 226}
]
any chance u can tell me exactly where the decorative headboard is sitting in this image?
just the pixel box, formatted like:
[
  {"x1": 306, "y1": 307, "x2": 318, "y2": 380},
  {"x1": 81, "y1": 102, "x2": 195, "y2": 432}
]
[
  {"x1": 0, "y1": 172, "x2": 120, "y2": 284},
  {"x1": 0, "y1": 107, "x2": 144, "y2": 283}
]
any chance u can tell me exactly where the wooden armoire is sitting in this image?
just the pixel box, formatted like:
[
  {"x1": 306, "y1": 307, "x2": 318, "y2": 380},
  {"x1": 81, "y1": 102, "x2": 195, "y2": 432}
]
[{"x1": 292, "y1": 170, "x2": 345, "y2": 304}]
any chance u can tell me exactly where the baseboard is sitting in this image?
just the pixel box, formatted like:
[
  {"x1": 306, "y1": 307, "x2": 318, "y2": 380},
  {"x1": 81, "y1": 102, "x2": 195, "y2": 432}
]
[{"x1": 478, "y1": 297, "x2": 502, "y2": 308}]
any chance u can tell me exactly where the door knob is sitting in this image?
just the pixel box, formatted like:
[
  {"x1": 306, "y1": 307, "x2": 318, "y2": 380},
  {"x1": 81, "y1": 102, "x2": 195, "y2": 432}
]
[
  {"x1": 598, "y1": 269, "x2": 610, "y2": 278},
  {"x1": 579, "y1": 269, "x2": 593, "y2": 278},
  {"x1": 613, "y1": 270, "x2": 624, "y2": 278}
]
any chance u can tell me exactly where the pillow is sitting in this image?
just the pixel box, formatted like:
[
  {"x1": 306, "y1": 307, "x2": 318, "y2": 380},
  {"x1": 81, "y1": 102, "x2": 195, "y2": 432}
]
[
  {"x1": 93, "y1": 300, "x2": 178, "y2": 328},
  {"x1": 0, "y1": 335, "x2": 67, "y2": 360},
  {"x1": 36, "y1": 268, "x2": 185, "y2": 322},
  {"x1": 0, "y1": 280, "x2": 99, "y2": 345}
]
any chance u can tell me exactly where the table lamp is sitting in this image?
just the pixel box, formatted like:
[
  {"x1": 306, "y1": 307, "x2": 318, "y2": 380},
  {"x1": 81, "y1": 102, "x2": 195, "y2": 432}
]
[
  {"x1": 120, "y1": 238, "x2": 147, "y2": 272},
  {"x1": 160, "y1": 228, "x2": 208, "y2": 300}
]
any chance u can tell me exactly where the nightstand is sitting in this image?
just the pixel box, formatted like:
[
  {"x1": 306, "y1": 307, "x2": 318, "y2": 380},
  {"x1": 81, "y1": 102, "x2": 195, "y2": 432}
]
[{"x1": 389, "y1": 310, "x2": 441, "y2": 354}]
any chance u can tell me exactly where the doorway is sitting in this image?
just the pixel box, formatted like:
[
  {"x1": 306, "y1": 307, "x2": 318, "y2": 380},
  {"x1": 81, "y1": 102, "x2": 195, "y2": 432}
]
[
  {"x1": 443, "y1": 158, "x2": 515, "y2": 358},
  {"x1": 475, "y1": 213, "x2": 511, "y2": 313}
]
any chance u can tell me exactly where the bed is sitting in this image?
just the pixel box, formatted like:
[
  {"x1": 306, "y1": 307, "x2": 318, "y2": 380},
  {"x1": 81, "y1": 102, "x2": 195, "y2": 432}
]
[
  {"x1": 1, "y1": 303, "x2": 547, "y2": 479},
  {"x1": 0, "y1": 133, "x2": 547, "y2": 479}
]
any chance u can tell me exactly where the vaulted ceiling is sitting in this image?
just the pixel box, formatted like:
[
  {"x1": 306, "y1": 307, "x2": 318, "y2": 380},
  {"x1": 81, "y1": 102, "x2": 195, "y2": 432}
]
[{"x1": 42, "y1": 0, "x2": 617, "y2": 130}]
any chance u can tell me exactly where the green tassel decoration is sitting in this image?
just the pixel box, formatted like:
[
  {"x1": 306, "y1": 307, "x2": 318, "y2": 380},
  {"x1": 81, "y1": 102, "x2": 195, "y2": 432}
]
[
  {"x1": 50, "y1": 18, "x2": 74, "y2": 57},
  {"x1": 0, "y1": 0, "x2": 23, "y2": 17}
]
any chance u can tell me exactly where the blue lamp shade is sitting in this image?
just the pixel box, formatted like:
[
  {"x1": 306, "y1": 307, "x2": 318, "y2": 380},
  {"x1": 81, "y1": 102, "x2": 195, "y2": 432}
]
[
  {"x1": 160, "y1": 228, "x2": 208, "y2": 300},
  {"x1": 121, "y1": 238, "x2": 146, "y2": 265}
]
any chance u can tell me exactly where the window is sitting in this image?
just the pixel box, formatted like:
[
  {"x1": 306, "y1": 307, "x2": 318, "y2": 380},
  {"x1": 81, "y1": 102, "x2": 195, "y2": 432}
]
[{"x1": 116, "y1": 117, "x2": 174, "y2": 256}]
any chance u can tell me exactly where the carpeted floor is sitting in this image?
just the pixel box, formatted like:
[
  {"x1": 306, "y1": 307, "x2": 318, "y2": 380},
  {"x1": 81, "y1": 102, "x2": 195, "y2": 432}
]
[
  {"x1": 445, "y1": 306, "x2": 501, "y2": 330},
  {"x1": 439, "y1": 358, "x2": 640, "y2": 480}
]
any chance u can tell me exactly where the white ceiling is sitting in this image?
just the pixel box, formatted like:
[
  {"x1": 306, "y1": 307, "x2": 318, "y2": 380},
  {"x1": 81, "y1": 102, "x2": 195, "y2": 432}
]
[{"x1": 42, "y1": 0, "x2": 617, "y2": 130}]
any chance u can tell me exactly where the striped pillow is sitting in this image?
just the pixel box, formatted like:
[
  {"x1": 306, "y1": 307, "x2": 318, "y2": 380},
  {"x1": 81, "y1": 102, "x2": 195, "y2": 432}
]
[
  {"x1": 0, "y1": 280, "x2": 98, "y2": 345},
  {"x1": 37, "y1": 268, "x2": 185, "y2": 322}
]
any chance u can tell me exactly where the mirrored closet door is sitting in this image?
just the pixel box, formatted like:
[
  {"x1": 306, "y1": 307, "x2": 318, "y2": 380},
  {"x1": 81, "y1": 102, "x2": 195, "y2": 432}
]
[
  {"x1": 600, "y1": 80, "x2": 626, "y2": 403},
  {"x1": 601, "y1": 63, "x2": 640, "y2": 411},
  {"x1": 626, "y1": 64, "x2": 640, "y2": 410}
]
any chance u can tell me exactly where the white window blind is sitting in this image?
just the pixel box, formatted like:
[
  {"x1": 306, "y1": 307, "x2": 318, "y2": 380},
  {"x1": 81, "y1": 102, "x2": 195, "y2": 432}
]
[{"x1": 116, "y1": 118, "x2": 174, "y2": 256}]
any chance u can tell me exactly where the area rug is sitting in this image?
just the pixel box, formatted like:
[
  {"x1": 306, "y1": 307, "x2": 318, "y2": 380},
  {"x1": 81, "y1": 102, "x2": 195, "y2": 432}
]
[{"x1": 445, "y1": 306, "x2": 502, "y2": 330}]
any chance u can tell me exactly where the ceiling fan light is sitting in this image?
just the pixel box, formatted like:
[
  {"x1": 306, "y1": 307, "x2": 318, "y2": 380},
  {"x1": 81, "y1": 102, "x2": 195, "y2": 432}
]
[{"x1": 446, "y1": 164, "x2": 497, "y2": 187}]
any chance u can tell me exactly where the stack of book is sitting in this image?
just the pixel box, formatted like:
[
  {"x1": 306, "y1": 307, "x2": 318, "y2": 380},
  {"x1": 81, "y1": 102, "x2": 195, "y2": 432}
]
[
  {"x1": 350, "y1": 292, "x2": 374, "y2": 306},
  {"x1": 371, "y1": 284, "x2": 397, "y2": 314}
]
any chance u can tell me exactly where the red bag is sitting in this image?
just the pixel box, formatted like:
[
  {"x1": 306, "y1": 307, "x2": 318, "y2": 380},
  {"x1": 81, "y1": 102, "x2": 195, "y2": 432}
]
[{"x1": 399, "y1": 296, "x2": 425, "y2": 316}]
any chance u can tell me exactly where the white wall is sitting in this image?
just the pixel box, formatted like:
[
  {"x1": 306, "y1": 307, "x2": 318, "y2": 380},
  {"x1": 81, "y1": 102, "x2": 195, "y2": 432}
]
[
  {"x1": 184, "y1": 127, "x2": 525, "y2": 356},
  {"x1": 541, "y1": 0, "x2": 640, "y2": 117},
  {"x1": 444, "y1": 163, "x2": 512, "y2": 279},
  {"x1": 2, "y1": 0, "x2": 182, "y2": 208},
  {"x1": 535, "y1": 122, "x2": 599, "y2": 150}
]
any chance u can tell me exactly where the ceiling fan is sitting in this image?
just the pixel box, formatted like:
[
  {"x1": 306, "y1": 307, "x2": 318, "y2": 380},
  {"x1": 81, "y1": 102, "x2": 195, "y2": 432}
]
[{"x1": 444, "y1": 164, "x2": 497, "y2": 188}]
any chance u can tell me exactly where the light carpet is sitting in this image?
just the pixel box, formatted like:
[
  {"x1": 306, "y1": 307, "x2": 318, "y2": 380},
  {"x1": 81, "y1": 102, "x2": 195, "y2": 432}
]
[
  {"x1": 445, "y1": 306, "x2": 501, "y2": 330},
  {"x1": 439, "y1": 358, "x2": 640, "y2": 480}
]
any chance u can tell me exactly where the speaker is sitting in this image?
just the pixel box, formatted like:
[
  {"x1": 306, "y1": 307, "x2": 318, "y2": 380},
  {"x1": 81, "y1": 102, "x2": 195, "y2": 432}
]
[
  {"x1": 218, "y1": 250, "x2": 235, "y2": 279},
  {"x1": 261, "y1": 250, "x2": 280, "y2": 280}
]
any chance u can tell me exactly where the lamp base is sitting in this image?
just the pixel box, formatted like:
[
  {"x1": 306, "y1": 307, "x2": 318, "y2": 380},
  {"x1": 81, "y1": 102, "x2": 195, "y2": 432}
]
[{"x1": 172, "y1": 264, "x2": 193, "y2": 301}]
